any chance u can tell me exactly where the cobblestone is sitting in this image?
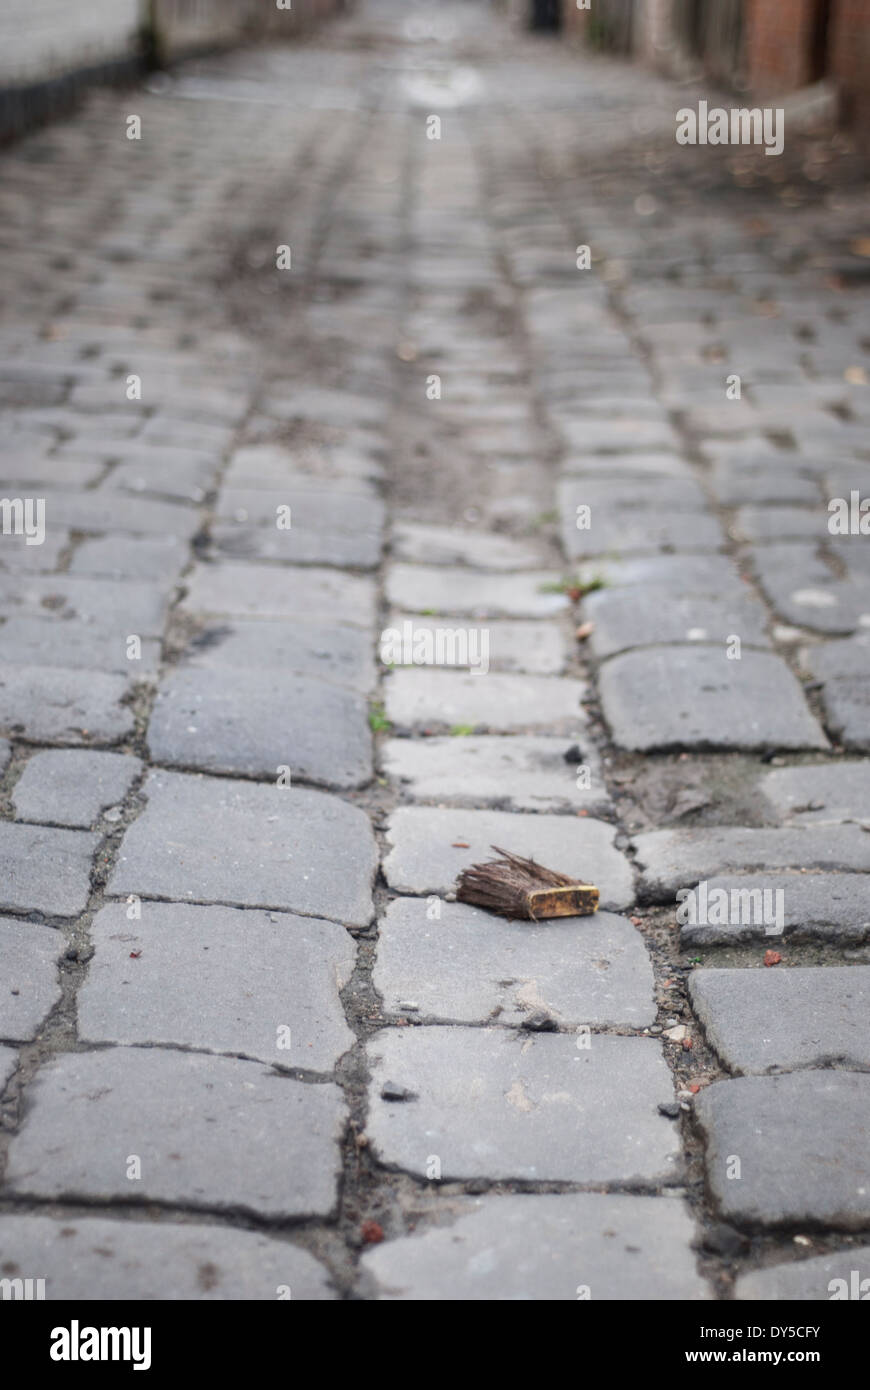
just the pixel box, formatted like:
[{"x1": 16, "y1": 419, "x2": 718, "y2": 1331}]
[
  {"x1": 689, "y1": 967, "x2": 870, "y2": 1074},
  {"x1": 1, "y1": 0, "x2": 868, "y2": 1302},
  {"x1": 148, "y1": 666, "x2": 372, "y2": 789},
  {"x1": 384, "y1": 807, "x2": 635, "y2": 909},
  {"x1": 384, "y1": 670, "x2": 587, "y2": 733},
  {"x1": 0, "y1": 666, "x2": 134, "y2": 744},
  {"x1": 736, "y1": 1248, "x2": 870, "y2": 1301},
  {"x1": 695, "y1": 1072, "x2": 870, "y2": 1229},
  {"x1": 0, "y1": 918, "x2": 63, "y2": 1040},
  {"x1": 109, "y1": 771, "x2": 377, "y2": 926},
  {"x1": 381, "y1": 734, "x2": 606, "y2": 811},
  {"x1": 366, "y1": 1028, "x2": 680, "y2": 1183},
  {"x1": 0, "y1": 822, "x2": 99, "y2": 917},
  {"x1": 362, "y1": 1194, "x2": 707, "y2": 1300},
  {"x1": 6, "y1": 1049, "x2": 345, "y2": 1218},
  {"x1": 634, "y1": 827, "x2": 870, "y2": 902},
  {"x1": 12, "y1": 749, "x2": 142, "y2": 827},
  {"x1": 679, "y1": 873, "x2": 870, "y2": 947},
  {"x1": 0, "y1": 1215, "x2": 336, "y2": 1300},
  {"x1": 600, "y1": 648, "x2": 827, "y2": 753},
  {"x1": 79, "y1": 902, "x2": 356, "y2": 1070},
  {"x1": 374, "y1": 897, "x2": 655, "y2": 1028}
]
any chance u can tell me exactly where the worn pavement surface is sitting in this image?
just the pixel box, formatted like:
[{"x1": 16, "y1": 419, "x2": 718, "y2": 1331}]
[{"x1": 1, "y1": 0, "x2": 869, "y2": 1301}]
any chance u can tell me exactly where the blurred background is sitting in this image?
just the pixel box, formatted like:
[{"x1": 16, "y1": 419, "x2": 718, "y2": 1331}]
[{"x1": 0, "y1": 1, "x2": 868, "y2": 144}]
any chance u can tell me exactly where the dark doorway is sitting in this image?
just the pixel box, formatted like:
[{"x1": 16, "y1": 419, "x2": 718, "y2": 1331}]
[
  {"x1": 530, "y1": 0, "x2": 562, "y2": 31},
  {"x1": 809, "y1": 0, "x2": 834, "y2": 81}
]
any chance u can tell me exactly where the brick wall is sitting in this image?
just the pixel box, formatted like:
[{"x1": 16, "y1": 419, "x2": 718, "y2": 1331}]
[
  {"x1": 745, "y1": 0, "x2": 870, "y2": 128},
  {"x1": 744, "y1": 0, "x2": 816, "y2": 92},
  {"x1": 827, "y1": 0, "x2": 870, "y2": 126}
]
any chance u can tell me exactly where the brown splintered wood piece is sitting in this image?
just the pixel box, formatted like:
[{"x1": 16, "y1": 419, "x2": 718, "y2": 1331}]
[{"x1": 455, "y1": 846, "x2": 599, "y2": 921}]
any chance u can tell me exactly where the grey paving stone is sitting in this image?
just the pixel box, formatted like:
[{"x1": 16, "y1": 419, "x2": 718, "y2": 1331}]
[
  {"x1": 805, "y1": 635, "x2": 870, "y2": 681},
  {"x1": 225, "y1": 443, "x2": 383, "y2": 490},
  {"x1": 385, "y1": 565, "x2": 570, "y2": 618},
  {"x1": 0, "y1": 575, "x2": 168, "y2": 635},
  {"x1": 212, "y1": 523, "x2": 382, "y2": 569},
  {"x1": 694, "y1": 1072, "x2": 870, "y2": 1230},
  {"x1": 109, "y1": 770, "x2": 376, "y2": 926},
  {"x1": 583, "y1": 590, "x2": 770, "y2": 659},
  {"x1": 584, "y1": 553, "x2": 746, "y2": 597},
  {"x1": 12, "y1": 750, "x2": 142, "y2": 827},
  {"x1": 384, "y1": 615, "x2": 567, "y2": 675},
  {"x1": 635, "y1": 827, "x2": 870, "y2": 903},
  {"x1": 185, "y1": 619, "x2": 376, "y2": 692},
  {"x1": 0, "y1": 822, "x2": 98, "y2": 918},
  {"x1": 559, "y1": 485, "x2": 724, "y2": 559},
  {"x1": 0, "y1": 918, "x2": 62, "y2": 1040},
  {"x1": 382, "y1": 734, "x2": 606, "y2": 812},
  {"x1": 391, "y1": 523, "x2": 546, "y2": 570},
  {"x1": 374, "y1": 897, "x2": 654, "y2": 1028},
  {"x1": 803, "y1": 638, "x2": 870, "y2": 749},
  {"x1": 79, "y1": 902, "x2": 355, "y2": 1071},
  {"x1": 384, "y1": 670, "x2": 586, "y2": 733},
  {"x1": 599, "y1": 648, "x2": 827, "y2": 752},
  {"x1": 561, "y1": 452, "x2": 694, "y2": 481},
  {"x1": 816, "y1": 678, "x2": 870, "y2": 750},
  {"x1": 556, "y1": 417, "x2": 680, "y2": 453},
  {"x1": 148, "y1": 666, "x2": 371, "y2": 790},
  {"x1": 216, "y1": 486, "x2": 384, "y2": 531},
  {"x1": 5, "y1": 1049, "x2": 345, "y2": 1218},
  {"x1": 762, "y1": 761, "x2": 870, "y2": 826},
  {"x1": 141, "y1": 416, "x2": 235, "y2": 451},
  {"x1": 366, "y1": 1028, "x2": 680, "y2": 1183},
  {"x1": 259, "y1": 385, "x2": 386, "y2": 427},
  {"x1": 182, "y1": 562, "x2": 375, "y2": 628},
  {"x1": 384, "y1": 807, "x2": 634, "y2": 911},
  {"x1": 104, "y1": 456, "x2": 219, "y2": 503},
  {"x1": 22, "y1": 491, "x2": 200, "y2": 540},
  {"x1": 736, "y1": 1247, "x2": 870, "y2": 1301},
  {"x1": 0, "y1": 617, "x2": 161, "y2": 675},
  {"x1": 561, "y1": 477, "x2": 710, "y2": 515},
  {"x1": 362, "y1": 1194, "x2": 708, "y2": 1300},
  {"x1": 0, "y1": 529, "x2": 69, "y2": 573},
  {"x1": 689, "y1": 967, "x2": 870, "y2": 1074},
  {"x1": 752, "y1": 544, "x2": 869, "y2": 636},
  {"x1": 0, "y1": 1214, "x2": 336, "y2": 1300},
  {"x1": 1, "y1": 456, "x2": 103, "y2": 488},
  {"x1": 679, "y1": 874, "x2": 870, "y2": 946},
  {"x1": 69, "y1": 534, "x2": 188, "y2": 581},
  {"x1": 710, "y1": 463, "x2": 821, "y2": 508},
  {"x1": 0, "y1": 665, "x2": 134, "y2": 745},
  {"x1": 733, "y1": 505, "x2": 828, "y2": 543}
]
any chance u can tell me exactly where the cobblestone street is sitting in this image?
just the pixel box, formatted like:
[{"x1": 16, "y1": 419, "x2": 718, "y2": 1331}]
[{"x1": 1, "y1": 0, "x2": 870, "y2": 1302}]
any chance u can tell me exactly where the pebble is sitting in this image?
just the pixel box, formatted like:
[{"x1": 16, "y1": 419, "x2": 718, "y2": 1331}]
[
  {"x1": 521, "y1": 1009, "x2": 559, "y2": 1032},
  {"x1": 380, "y1": 1080, "x2": 417, "y2": 1103},
  {"x1": 701, "y1": 1222, "x2": 749, "y2": 1257},
  {"x1": 658, "y1": 1101, "x2": 680, "y2": 1118}
]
